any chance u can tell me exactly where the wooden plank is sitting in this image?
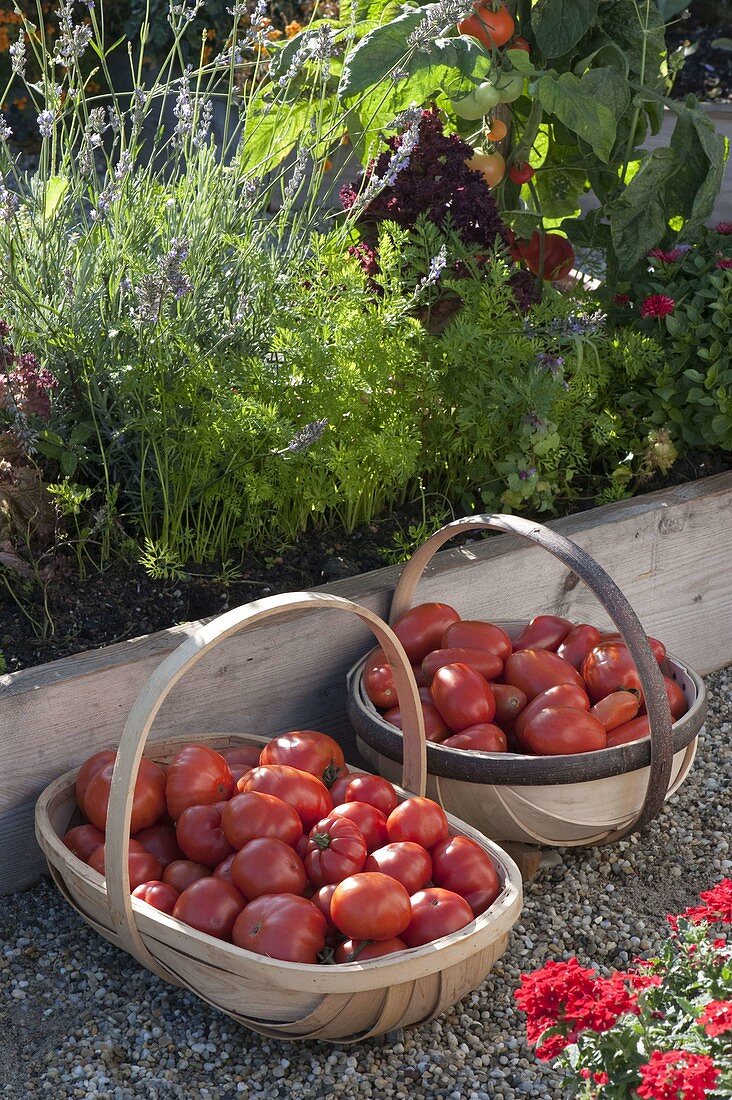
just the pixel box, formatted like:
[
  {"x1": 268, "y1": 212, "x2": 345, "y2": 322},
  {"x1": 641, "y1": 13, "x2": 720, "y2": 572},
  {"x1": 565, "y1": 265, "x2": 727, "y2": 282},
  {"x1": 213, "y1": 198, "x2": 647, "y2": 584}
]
[{"x1": 2, "y1": 473, "x2": 731, "y2": 894}]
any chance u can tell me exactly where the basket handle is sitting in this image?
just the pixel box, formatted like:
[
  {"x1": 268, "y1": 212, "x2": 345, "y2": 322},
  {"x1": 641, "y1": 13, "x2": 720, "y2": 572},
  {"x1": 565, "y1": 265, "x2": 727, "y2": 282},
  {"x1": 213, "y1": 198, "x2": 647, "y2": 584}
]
[
  {"x1": 105, "y1": 591, "x2": 426, "y2": 979},
  {"x1": 390, "y1": 514, "x2": 674, "y2": 844}
]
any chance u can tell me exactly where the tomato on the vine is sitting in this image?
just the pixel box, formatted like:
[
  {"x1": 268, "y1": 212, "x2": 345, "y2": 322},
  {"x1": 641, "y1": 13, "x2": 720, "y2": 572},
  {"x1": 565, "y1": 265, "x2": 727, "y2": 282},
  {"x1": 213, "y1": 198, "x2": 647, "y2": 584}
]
[
  {"x1": 304, "y1": 815, "x2": 368, "y2": 887},
  {"x1": 511, "y1": 35, "x2": 530, "y2": 52},
  {"x1": 467, "y1": 151, "x2": 506, "y2": 186},
  {"x1": 484, "y1": 118, "x2": 508, "y2": 142},
  {"x1": 259, "y1": 730, "x2": 346, "y2": 788},
  {"x1": 458, "y1": 3, "x2": 515, "y2": 49},
  {"x1": 515, "y1": 231, "x2": 575, "y2": 280},
  {"x1": 508, "y1": 161, "x2": 534, "y2": 185}
]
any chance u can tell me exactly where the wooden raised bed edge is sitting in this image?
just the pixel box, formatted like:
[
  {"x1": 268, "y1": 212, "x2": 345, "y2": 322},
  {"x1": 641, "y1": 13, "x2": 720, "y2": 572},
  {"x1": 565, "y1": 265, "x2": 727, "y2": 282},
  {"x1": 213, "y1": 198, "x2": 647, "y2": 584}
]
[{"x1": 2, "y1": 472, "x2": 731, "y2": 895}]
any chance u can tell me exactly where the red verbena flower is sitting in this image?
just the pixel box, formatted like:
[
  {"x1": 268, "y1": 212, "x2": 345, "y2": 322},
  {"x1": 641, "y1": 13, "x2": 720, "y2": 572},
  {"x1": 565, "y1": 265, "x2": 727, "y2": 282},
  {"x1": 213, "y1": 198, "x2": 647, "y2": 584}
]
[
  {"x1": 681, "y1": 879, "x2": 732, "y2": 925},
  {"x1": 641, "y1": 294, "x2": 675, "y2": 318},
  {"x1": 716, "y1": 257, "x2": 732, "y2": 270},
  {"x1": 716, "y1": 222, "x2": 732, "y2": 234},
  {"x1": 649, "y1": 248, "x2": 682, "y2": 263},
  {"x1": 613, "y1": 292, "x2": 630, "y2": 306},
  {"x1": 636, "y1": 1051, "x2": 719, "y2": 1100},
  {"x1": 699, "y1": 1000, "x2": 732, "y2": 1037}
]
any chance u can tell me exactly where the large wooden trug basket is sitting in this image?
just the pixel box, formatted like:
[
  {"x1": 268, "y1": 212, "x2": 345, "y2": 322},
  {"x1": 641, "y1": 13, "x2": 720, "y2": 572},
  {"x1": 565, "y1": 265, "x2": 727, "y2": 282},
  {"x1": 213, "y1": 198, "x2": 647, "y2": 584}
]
[
  {"x1": 348, "y1": 516, "x2": 707, "y2": 848},
  {"x1": 35, "y1": 592, "x2": 523, "y2": 1043}
]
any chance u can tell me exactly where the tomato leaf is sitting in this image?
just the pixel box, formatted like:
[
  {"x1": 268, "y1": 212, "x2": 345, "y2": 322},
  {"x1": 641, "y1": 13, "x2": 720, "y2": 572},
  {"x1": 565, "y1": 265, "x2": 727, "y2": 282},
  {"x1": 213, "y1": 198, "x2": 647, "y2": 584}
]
[
  {"x1": 578, "y1": 67, "x2": 631, "y2": 121},
  {"x1": 536, "y1": 73, "x2": 616, "y2": 162},
  {"x1": 532, "y1": 0, "x2": 598, "y2": 58},
  {"x1": 664, "y1": 99, "x2": 727, "y2": 231},
  {"x1": 609, "y1": 147, "x2": 677, "y2": 270}
]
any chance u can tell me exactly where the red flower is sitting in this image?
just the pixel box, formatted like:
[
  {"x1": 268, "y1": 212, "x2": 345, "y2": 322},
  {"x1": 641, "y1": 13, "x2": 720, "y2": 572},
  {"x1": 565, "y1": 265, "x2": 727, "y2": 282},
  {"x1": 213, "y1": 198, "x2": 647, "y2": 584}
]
[
  {"x1": 594, "y1": 1072, "x2": 610, "y2": 1085},
  {"x1": 649, "y1": 248, "x2": 682, "y2": 263},
  {"x1": 641, "y1": 294, "x2": 675, "y2": 318},
  {"x1": 716, "y1": 257, "x2": 732, "y2": 270},
  {"x1": 716, "y1": 222, "x2": 732, "y2": 234},
  {"x1": 626, "y1": 970, "x2": 662, "y2": 991},
  {"x1": 713, "y1": 937, "x2": 727, "y2": 949},
  {"x1": 613, "y1": 292, "x2": 630, "y2": 306},
  {"x1": 681, "y1": 879, "x2": 732, "y2": 925},
  {"x1": 636, "y1": 1051, "x2": 719, "y2": 1100},
  {"x1": 699, "y1": 1000, "x2": 732, "y2": 1037}
]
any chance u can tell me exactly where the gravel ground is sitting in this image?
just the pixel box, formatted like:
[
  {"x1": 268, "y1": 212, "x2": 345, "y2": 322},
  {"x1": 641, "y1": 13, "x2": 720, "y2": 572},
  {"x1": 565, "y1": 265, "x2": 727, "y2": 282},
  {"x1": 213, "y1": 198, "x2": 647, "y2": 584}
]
[{"x1": 1, "y1": 668, "x2": 730, "y2": 1100}]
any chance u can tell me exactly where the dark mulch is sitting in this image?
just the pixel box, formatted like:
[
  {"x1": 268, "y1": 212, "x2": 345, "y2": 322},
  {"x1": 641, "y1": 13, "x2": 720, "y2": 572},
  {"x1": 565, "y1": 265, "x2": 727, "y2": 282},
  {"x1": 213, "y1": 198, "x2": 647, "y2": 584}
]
[
  {"x1": 1, "y1": 450, "x2": 729, "y2": 676},
  {"x1": 667, "y1": 5, "x2": 732, "y2": 103}
]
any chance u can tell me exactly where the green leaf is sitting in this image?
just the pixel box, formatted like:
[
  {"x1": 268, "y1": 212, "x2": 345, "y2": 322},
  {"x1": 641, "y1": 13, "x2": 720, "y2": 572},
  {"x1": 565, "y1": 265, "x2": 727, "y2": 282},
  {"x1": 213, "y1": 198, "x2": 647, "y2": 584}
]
[
  {"x1": 579, "y1": 67, "x2": 631, "y2": 120},
  {"x1": 712, "y1": 37, "x2": 732, "y2": 51},
  {"x1": 506, "y1": 48, "x2": 536, "y2": 74},
  {"x1": 338, "y1": 10, "x2": 425, "y2": 98},
  {"x1": 659, "y1": 99, "x2": 728, "y2": 230},
  {"x1": 610, "y1": 148, "x2": 677, "y2": 270},
  {"x1": 657, "y1": 0, "x2": 693, "y2": 18},
  {"x1": 60, "y1": 451, "x2": 78, "y2": 477},
  {"x1": 339, "y1": 0, "x2": 403, "y2": 25},
  {"x1": 532, "y1": 0, "x2": 598, "y2": 58},
  {"x1": 44, "y1": 176, "x2": 68, "y2": 220},
  {"x1": 240, "y1": 96, "x2": 314, "y2": 173},
  {"x1": 536, "y1": 73, "x2": 616, "y2": 161}
]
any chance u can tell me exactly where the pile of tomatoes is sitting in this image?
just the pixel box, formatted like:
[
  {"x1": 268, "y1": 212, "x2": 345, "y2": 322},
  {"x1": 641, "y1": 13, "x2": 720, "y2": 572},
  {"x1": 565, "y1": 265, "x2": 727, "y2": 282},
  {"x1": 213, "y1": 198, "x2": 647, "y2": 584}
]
[
  {"x1": 63, "y1": 731, "x2": 502, "y2": 964},
  {"x1": 364, "y1": 604, "x2": 688, "y2": 756}
]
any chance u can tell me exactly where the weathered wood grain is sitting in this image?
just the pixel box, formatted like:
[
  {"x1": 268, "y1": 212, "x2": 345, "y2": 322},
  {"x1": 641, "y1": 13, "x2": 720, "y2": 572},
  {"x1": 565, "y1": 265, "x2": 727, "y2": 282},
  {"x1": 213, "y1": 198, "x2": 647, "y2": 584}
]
[{"x1": 3, "y1": 472, "x2": 731, "y2": 894}]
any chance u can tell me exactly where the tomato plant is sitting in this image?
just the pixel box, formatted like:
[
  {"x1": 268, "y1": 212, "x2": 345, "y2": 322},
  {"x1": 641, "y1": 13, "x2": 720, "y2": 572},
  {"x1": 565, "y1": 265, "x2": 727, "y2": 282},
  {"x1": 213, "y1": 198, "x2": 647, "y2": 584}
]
[
  {"x1": 515, "y1": 233, "x2": 575, "y2": 281},
  {"x1": 391, "y1": 602, "x2": 460, "y2": 664},
  {"x1": 231, "y1": 836, "x2": 308, "y2": 899},
  {"x1": 431, "y1": 836, "x2": 501, "y2": 916},
  {"x1": 430, "y1": 663, "x2": 497, "y2": 730},
  {"x1": 173, "y1": 878, "x2": 245, "y2": 940},
  {"x1": 422, "y1": 647, "x2": 503, "y2": 683},
  {"x1": 232, "y1": 894, "x2": 327, "y2": 963},
  {"x1": 442, "y1": 724, "x2": 508, "y2": 752},
  {"x1": 176, "y1": 804, "x2": 234, "y2": 869},
  {"x1": 509, "y1": 162, "x2": 534, "y2": 185},
  {"x1": 304, "y1": 815, "x2": 368, "y2": 887},
  {"x1": 162, "y1": 860, "x2": 211, "y2": 893},
  {"x1": 330, "y1": 872, "x2": 412, "y2": 941},
  {"x1": 259, "y1": 730, "x2": 346, "y2": 787},
  {"x1": 467, "y1": 150, "x2": 505, "y2": 185},
  {"x1": 484, "y1": 118, "x2": 508, "y2": 142},
  {"x1": 165, "y1": 745, "x2": 235, "y2": 822},
  {"x1": 132, "y1": 880, "x2": 179, "y2": 915},
  {"x1": 504, "y1": 649, "x2": 584, "y2": 700},
  {"x1": 458, "y1": 4, "x2": 515, "y2": 49},
  {"x1": 330, "y1": 802, "x2": 388, "y2": 853},
  {"x1": 402, "y1": 888, "x2": 474, "y2": 947},
  {"x1": 342, "y1": 774, "x2": 398, "y2": 817},
  {"x1": 83, "y1": 757, "x2": 167, "y2": 834},
  {"x1": 443, "y1": 621, "x2": 512, "y2": 660},
  {"x1": 386, "y1": 797, "x2": 449, "y2": 850},
  {"x1": 238, "y1": 765, "x2": 333, "y2": 831},
  {"x1": 221, "y1": 791, "x2": 303, "y2": 851},
  {"x1": 522, "y1": 706, "x2": 607, "y2": 755},
  {"x1": 364, "y1": 842, "x2": 432, "y2": 895}
]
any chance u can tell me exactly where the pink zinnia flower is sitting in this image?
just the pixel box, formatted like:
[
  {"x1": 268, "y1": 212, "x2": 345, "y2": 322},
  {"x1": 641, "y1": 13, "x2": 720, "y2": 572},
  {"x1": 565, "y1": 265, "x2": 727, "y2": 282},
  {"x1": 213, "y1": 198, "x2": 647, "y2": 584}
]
[
  {"x1": 716, "y1": 222, "x2": 732, "y2": 234},
  {"x1": 649, "y1": 248, "x2": 682, "y2": 263},
  {"x1": 715, "y1": 257, "x2": 732, "y2": 270},
  {"x1": 641, "y1": 294, "x2": 675, "y2": 318}
]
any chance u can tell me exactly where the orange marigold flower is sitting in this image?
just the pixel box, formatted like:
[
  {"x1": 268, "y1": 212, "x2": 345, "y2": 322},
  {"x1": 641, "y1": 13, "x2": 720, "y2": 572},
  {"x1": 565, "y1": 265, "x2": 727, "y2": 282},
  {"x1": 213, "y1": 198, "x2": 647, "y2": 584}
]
[{"x1": 285, "y1": 20, "x2": 302, "y2": 37}]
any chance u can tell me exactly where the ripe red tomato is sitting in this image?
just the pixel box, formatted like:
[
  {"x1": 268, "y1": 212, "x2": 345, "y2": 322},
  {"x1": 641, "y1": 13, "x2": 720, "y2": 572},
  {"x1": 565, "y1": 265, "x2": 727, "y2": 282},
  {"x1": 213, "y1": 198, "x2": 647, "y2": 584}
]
[
  {"x1": 383, "y1": 702, "x2": 451, "y2": 744},
  {"x1": 391, "y1": 602, "x2": 461, "y2": 664},
  {"x1": 212, "y1": 853, "x2": 236, "y2": 883},
  {"x1": 331, "y1": 873, "x2": 412, "y2": 941},
  {"x1": 512, "y1": 615, "x2": 574, "y2": 653},
  {"x1": 386, "y1": 797, "x2": 449, "y2": 850},
  {"x1": 663, "y1": 677, "x2": 687, "y2": 720},
  {"x1": 221, "y1": 791, "x2": 303, "y2": 851},
  {"x1": 83, "y1": 757, "x2": 167, "y2": 834},
  {"x1": 601, "y1": 633, "x2": 666, "y2": 664},
  {"x1": 516, "y1": 232, "x2": 575, "y2": 281},
  {"x1": 556, "y1": 624, "x2": 603, "y2": 670},
  {"x1": 312, "y1": 883, "x2": 339, "y2": 931},
  {"x1": 363, "y1": 649, "x2": 398, "y2": 709},
  {"x1": 364, "y1": 842, "x2": 432, "y2": 895},
  {"x1": 430, "y1": 836, "x2": 500, "y2": 916},
  {"x1": 504, "y1": 649, "x2": 584, "y2": 701},
  {"x1": 62, "y1": 824, "x2": 105, "y2": 863},
  {"x1": 511, "y1": 35, "x2": 530, "y2": 51},
  {"x1": 522, "y1": 707, "x2": 607, "y2": 755},
  {"x1": 508, "y1": 161, "x2": 534, "y2": 185},
  {"x1": 221, "y1": 744, "x2": 262, "y2": 768},
  {"x1": 329, "y1": 770, "x2": 369, "y2": 805},
  {"x1": 165, "y1": 745, "x2": 234, "y2": 822},
  {"x1": 238, "y1": 765, "x2": 334, "y2": 831},
  {"x1": 430, "y1": 663, "x2": 496, "y2": 731},
  {"x1": 88, "y1": 841, "x2": 163, "y2": 891},
  {"x1": 514, "y1": 683, "x2": 590, "y2": 738},
  {"x1": 422, "y1": 647, "x2": 503, "y2": 683},
  {"x1": 304, "y1": 815, "x2": 368, "y2": 887},
  {"x1": 334, "y1": 938, "x2": 407, "y2": 963},
  {"x1": 162, "y1": 860, "x2": 211, "y2": 892},
  {"x1": 74, "y1": 749, "x2": 116, "y2": 812},
  {"x1": 402, "y1": 888, "x2": 474, "y2": 947},
  {"x1": 132, "y1": 824, "x2": 184, "y2": 868},
  {"x1": 491, "y1": 683, "x2": 528, "y2": 725},
  {"x1": 173, "y1": 878, "x2": 245, "y2": 940},
  {"x1": 343, "y1": 775, "x2": 398, "y2": 817},
  {"x1": 330, "y1": 802, "x2": 389, "y2": 853},
  {"x1": 176, "y1": 804, "x2": 234, "y2": 868},
  {"x1": 230, "y1": 836, "x2": 308, "y2": 899},
  {"x1": 606, "y1": 715, "x2": 650, "y2": 747},
  {"x1": 132, "y1": 880, "x2": 179, "y2": 915},
  {"x1": 442, "y1": 724, "x2": 508, "y2": 752},
  {"x1": 443, "y1": 620, "x2": 512, "y2": 661},
  {"x1": 458, "y1": 3, "x2": 515, "y2": 49},
  {"x1": 232, "y1": 894, "x2": 327, "y2": 963},
  {"x1": 259, "y1": 730, "x2": 346, "y2": 788},
  {"x1": 590, "y1": 690, "x2": 641, "y2": 731}
]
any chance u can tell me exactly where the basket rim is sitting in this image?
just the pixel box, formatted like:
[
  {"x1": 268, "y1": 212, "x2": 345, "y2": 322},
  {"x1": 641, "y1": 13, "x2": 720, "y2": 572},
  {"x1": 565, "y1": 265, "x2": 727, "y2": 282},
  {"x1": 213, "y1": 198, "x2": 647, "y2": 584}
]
[
  {"x1": 35, "y1": 733, "x2": 524, "y2": 995},
  {"x1": 348, "y1": 641, "x2": 707, "y2": 787}
]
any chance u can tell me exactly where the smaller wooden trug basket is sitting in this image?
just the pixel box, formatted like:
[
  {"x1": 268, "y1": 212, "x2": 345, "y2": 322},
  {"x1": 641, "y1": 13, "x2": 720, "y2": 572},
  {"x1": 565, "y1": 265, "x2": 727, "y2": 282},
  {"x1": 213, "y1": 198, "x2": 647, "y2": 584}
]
[
  {"x1": 348, "y1": 516, "x2": 707, "y2": 849},
  {"x1": 35, "y1": 592, "x2": 523, "y2": 1044}
]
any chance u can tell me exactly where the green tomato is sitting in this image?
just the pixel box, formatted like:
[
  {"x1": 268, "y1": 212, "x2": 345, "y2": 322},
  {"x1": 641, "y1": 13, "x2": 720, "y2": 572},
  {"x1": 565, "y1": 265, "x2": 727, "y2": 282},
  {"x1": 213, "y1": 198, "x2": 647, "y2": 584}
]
[
  {"x1": 495, "y1": 71, "x2": 524, "y2": 103},
  {"x1": 451, "y1": 80, "x2": 500, "y2": 120}
]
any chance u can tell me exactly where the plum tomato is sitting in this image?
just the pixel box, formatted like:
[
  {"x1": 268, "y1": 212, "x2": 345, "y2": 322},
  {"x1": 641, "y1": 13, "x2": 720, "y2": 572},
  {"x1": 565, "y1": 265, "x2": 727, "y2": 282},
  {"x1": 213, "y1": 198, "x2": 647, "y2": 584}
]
[
  {"x1": 232, "y1": 894, "x2": 327, "y2": 963},
  {"x1": 238, "y1": 765, "x2": 333, "y2": 831},
  {"x1": 391, "y1": 602, "x2": 461, "y2": 664},
  {"x1": 133, "y1": 824, "x2": 183, "y2": 869},
  {"x1": 606, "y1": 715, "x2": 650, "y2": 747},
  {"x1": 88, "y1": 841, "x2": 163, "y2": 891},
  {"x1": 259, "y1": 730, "x2": 346, "y2": 788},
  {"x1": 334, "y1": 937, "x2": 407, "y2": 963},
  {"x1": 522, "y1": 707, "x2": 607, "y2": 755},
  {"x1": 442, "y1": 724, "x2": 508, "y2": 752},
  {"x1": 556, "y1": 624, "x2": 603, "y2": 670},
  {"x1": 330, "y1": 873, "x2": 412, "y2": 941},
  {"x1": 230, "y1": 836, "x2": 308, "y2": 900},
  {"x1": 590, "y1": 690, "x2": 641, "y2": 732},
  {"x1": 512, "y1": 615, "x2": 573, "y2": 652},
  {"x1": 330, "y1": 802, "x2": 388, "y2": 853},
  {"x1": 343, "y1": 774, "x2": 398, "y2": 817},
  {"x1": 422, "y1": 648, "x2": 503, "y2": 683},
  {"x1": 176, "y1": 804, "x2": 234, "y2": 868},
  {"x1": 162, "y1": 860, "x2": 211, "y2": 893},
  {"x1": 442, "y1": 620, "x2": 512, "y2": 661},
  {"x1": 173, "y1": 878, "x2": 245, "y2": 941},
  {"x1": 504, "y1": 649, "x2": 584, "y2": 701},
  {"x1": 364, "y1": 842, "x2": 432, "y2": 895},
  {"x1": 514, "y1": 683, "x2": 590, "y2": 738},
  {"x1": 383, "y1": 702, "x2": 451, "y2": 744},
  {"x1": 165, "y1": 745, "x2": 234, "y2": 822},
  {"x1": 663, "y1": 677, "x2": 687, "y2": 720},
  {"x1": 430, "y1": 836, "x2": 500, "y2": 916},
  {"x1": 83, "y1": 756, "x2": 167, "y2": 835},
  {"x1": 430, "y1": 663, "x2": 496, "y2": 731},
  {"x1": 304, "y1": 815, "x2": 368, "y2": 887},
  {"x1": 132, "y1": 880, "x2": 179, "y2": 915},
  {"x1": 601, "y1": 633, "x2": 666, "y2": 664},
  {"x1": 491, "y1": 683, "x2": 527, "y2": 725},
  {"x1": 363, "y1": 649, "x2": 398, "y2": 710},
  {"x1": 402, "y1": 888, "x2": 474, "y2": 947},
  {"x1": 221, "y1": 791, "x2": 303, "y2": 851},
  {"x1": 62, "y1": 824, "x2": 106, "y2": 863},
  {"x1": 386, "y1": 797, "x2": 449, "y2": 850}
]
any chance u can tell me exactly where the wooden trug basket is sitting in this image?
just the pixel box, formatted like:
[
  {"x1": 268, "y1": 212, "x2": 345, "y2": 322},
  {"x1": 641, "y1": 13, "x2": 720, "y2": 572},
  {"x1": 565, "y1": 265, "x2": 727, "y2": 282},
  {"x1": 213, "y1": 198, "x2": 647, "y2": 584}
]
[
  {"x1": 348, "y1": 515, "x2": 707, "y2": 848},
  {"x1": 35, "y1": 592, "x2": 523, "y2": 1044}
]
